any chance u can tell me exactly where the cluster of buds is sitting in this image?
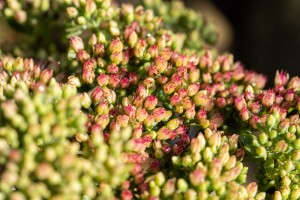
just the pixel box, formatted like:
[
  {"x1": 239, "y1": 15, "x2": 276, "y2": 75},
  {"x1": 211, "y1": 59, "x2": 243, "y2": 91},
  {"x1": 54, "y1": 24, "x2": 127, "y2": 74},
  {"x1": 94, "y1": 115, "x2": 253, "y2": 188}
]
[
  {"x1": 0, "y1": 55, "x2": 136, "y2": 199},
  {"x1": 138, "y1": 129, "x2": 266, "y2": 199},
  {"x1": 1, "y1": 0, "x2": 300, "y2": 199},
  {"x1": 235, "y1": 72, "x2": 300, "y2": 199}
]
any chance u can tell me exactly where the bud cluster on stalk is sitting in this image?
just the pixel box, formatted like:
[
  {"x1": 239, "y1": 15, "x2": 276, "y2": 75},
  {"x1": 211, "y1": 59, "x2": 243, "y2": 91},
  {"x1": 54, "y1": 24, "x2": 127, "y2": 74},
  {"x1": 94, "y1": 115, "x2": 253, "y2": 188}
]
[
  {"x1": 236, "y1": 72, "x2": 300, "y2": 199},
  {"x1": 1, "y1": 0, "x2": 300, "y2": 199}
]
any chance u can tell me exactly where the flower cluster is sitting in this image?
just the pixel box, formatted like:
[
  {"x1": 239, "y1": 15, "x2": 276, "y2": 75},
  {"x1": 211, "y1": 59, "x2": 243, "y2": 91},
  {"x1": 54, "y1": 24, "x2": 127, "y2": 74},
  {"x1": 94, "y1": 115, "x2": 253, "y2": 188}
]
[{"x1": 0, "y1": 0, "x2": 299, "y2": 199}]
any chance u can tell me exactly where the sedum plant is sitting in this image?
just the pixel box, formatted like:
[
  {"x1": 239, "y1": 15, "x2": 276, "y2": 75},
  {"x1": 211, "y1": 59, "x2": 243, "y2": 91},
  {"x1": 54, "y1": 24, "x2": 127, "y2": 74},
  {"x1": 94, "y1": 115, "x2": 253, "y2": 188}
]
[{"x1": 0, "y1": 0, "x2": 299, "y2": 199}]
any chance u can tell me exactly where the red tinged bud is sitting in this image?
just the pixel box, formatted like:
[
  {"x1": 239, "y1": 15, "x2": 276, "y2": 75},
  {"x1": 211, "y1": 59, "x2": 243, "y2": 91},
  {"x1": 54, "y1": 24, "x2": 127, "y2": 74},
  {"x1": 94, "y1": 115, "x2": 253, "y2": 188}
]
[
  {"x1": 97, "y1": 74, "x2": 109, "y2": 86},
  {"x1": 216, "y1": 97, "x2": 226, "y2": 108},
  {"x1": 136, "y1": 108, "x2": 148, "y2": 122},
  {"x1": 157, "y1": 127, "x2": 176, "y2": 140},
  {"x1": 170, "y1": 93, "x2": 181, "y2": 106},
  {"x1": 275, "y1": 70, "x2": 289, "y2": 86},
  {"x1": 121, "y1": 189, "x2": 133, "y2": 200},
  {"x1": 144, "y1": 95, "x2": 158, "y2": 110},
  {"x1": 95, "y1": 101, "x2": 110, "y2": 115},
  {"x1": 70, "y1": 36, "x2": 84, "y2": 52},
  {"x1": 124, "y1": 105, "x2": 136, "y2": 120},
  {"x1": 107, "y1": 64, "x2": 119, "y2": 74},
  {"x1": 110, "y1": 51, "x2": 123, "y2": 65},
  {"x1": 262, "y1": 90, "x2": 275, "y2": 107},
  {"x1": 94, "y1": 43, "x2": 106, "y2": 57},
  {"x1": 83, "y1": 59, "x2": 96, "y2": 71},
  {"x1": 117, "y1": 115, "x2": 129, "y2": 128},
  {"x1": 189, "y1": 168, "x2": 206, "y2": 186},
  {"x1": 91, "y1": 87, "x2": 103, "y2": 103},
  {"x1": 120, "y1": 77, "x2": 130, "y2": 89},
  {"x1": 234, "y1": 95, "x2": 246, "y2": 111},
  {"x1": 148, "y1": 45, "x2": 159, "y2": 58},
  {"x1": 109, "y1": 74, "x2": 120, "y2": 88},
  {"x1": 39, "y1": 68, "x2": 53, "y2": 84},
  {"x1": 109, "y1": 37, "x2": 124, "y2": 53},
  {"x1": 147, "y1": 65, "x2": 159, "y2": 77},
  {"x1": 248, "y1": 101, "x2": 262, "y2": 114},
  {"x1": 82, "y1": 70, "x2": 95, "y2": 84},
  {"x1": 128, "y1": 72, "x2": 138, "y2": 85},
  {"x1": 77, "y1": 49, "x2": 90, "y2": 62},
  {"x1": 288, "y1": 77, "x2": 300, "y2": 90},
  {"x1": 163, "y1": 82, "x2": 176, "y2": 94},
  {"x1": 240, "y1": 107, "x2": 250, "y2": 121},
  {"x1": 152, "y1": 108, "x2": 166, "y2": 122},
  {"x1": 155, "y1": 55, "x2": 168, "y2": 73},
  {"x1": 187, "y1": 83, "x2": 200, "y2": 97}
]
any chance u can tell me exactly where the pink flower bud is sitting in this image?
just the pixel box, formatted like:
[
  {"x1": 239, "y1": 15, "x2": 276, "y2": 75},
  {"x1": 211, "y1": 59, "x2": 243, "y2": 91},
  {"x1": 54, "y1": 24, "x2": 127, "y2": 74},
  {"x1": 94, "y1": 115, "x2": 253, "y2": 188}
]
[
  {"x1": 94, "y1": 43, "x2": 106, "y2": 57},
  {"x1": 148, "y1": 45, "x2": 159, "y2": 58},
  {"x1": 124, "y1": 105, "x2": 136, "y2": 120},
  {"x1": 117, "y1": 115, "x2": 129, "y2": 128},
  {"x1": 120, "y1": 77, "x2": 130, "y2": 89},
  {"x1": 288, "y1": 77, "x2": 300, "y2": 90},
  {"x1": 262, "y1": 90, "x2": 275, "y2": 107},
  {"x1": 144, "y1": 95, "x2": 158, "y2": 110},
  {"x1": 189, "y1": 168, "x2": 206, "y2": 186},
  {"x1": 110, "y1": 51, "x2": 123, "y2": 65},
  {"x1": 216, "y1": 97, "x2": 226, "y2": 108},
  {"x1": 275, "y1": 70, "x2": 289, "y2": 86},
  {"x1": 234, "y1": 95, "x2": 246, "y2": 111},
  {"x1": 97, "y1": 74, "x2": 109, "y2": 86},
  {"x1": 82, "y1": 70, "x2": 95, "y2": 84},
  {"x1": 240, "y1": 107, "x2": 250, "y2": 121},
  {"x1": 70, "y1": 36, "x2": 84, "y2": 52},
  {"x1": 109, "y1": 37, "x2": 124, "y2": 53},
  {"x1": 121, "y1": 189, "x2": 133, "y2": 200},
  {"x1": 83, "y1": 59, "x2": 96, "y2": 71},
  {"x1": 136, "y1": 108, "x2": 148, "y2": 122},
  {"x1": 170, "y1": 93, "x2": 181, "y2": 106},
  {"x1": 109, "y1": 74, "x2": 120, "y2": 88},
  {"x1": 188, "y1": 83, "x2": 200, "y2": 97},
  {"x1": 155, "y1": 55, "x2": 168, "y2": 73},
  {"x1": 77, "y1": 49, "x2": 90, "y2": 62},
  {"x1": 39, "y1": 68, "x2": 53, "y2": 84},
  {"x1": 128, "y1": 72, "x2": 138, "y2": 85},
  {"x1": 152, "y1": 108, "x2": 166, "y2": 122},
  {"x1": 185, "y1": 108, "x2": 196, "y2": 119},
  {"x1": 91, "y1": 87, "x2": 103, "y2": 103},
  {"x1": 95, "y1": 114, "x2": 110, "y2": 129}
]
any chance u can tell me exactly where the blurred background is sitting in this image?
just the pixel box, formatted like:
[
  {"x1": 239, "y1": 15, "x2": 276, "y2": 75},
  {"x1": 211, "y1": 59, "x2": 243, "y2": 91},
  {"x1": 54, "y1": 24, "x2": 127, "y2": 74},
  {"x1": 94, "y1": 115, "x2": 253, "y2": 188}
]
[
  {"x1": 119, "y1": 0, "x2": 300, "y2": 86},
  {"x1": 184, "y1": 0, "x2": 300, "y2": 87}
]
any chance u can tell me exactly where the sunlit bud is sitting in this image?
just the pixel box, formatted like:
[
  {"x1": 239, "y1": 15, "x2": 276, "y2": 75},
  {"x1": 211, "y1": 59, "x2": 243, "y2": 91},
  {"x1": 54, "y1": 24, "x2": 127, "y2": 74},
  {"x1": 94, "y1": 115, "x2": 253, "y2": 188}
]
[
  {"x1": 240, "y1": 107, "x2": 250, "y2": 121},
  {"x1": 166, "y1": 118, "x2": 180, "y2": 131},
  {"x1": 248, "y1": 101, "x2": 262, "y2": 114},
  {"x1": 274, "y1": 191, "x2": 282, "y2": 200},
  {"x1": 132, "y1": 96, "x2": 144, "y2": 108},
  {"x1": 262, "y1": 90, "x2": 275, "y2": 107},
  {"x1": 128, "y1": 72, "x2": 138, "y2": 85},
  {"x1": 70, "y1": 36, "x2": 84, "y2": 52},
  {"x1": 163, "y1": 178, "x2": 176, "y2": 197},
  {"x1": 285, "y1": 89, "x2": 295, "y2": 101},
  {"x1": 209, "y1": 158, "x2": 222, "y2": 179},
  {"x1": 109, "y1": 74, "x2": 120, "y2": 88},
  {"x1": 221, "y1": 165, "x2": 242, "y2": 182},
  {"x1": 127, "y1": 30, "x2": 138, "y2": 47},
  {"x1": 94, "y1": 43, "x2": 106, "y2": 57},
  {"x1": 124, "y1": 105, "x2": 136, "y2": 120},
  {"x1": 39, "y1": 68, "x2": 53, "y2": 84},
  {"x1": 234, "y1": 95, "x2": 246, "y2": 111},
  {"x1": 110, "y1": 51, "x2": 123, "y2": 65},
  {"x1": 117, "y1": 115, "x2": 129, "y2": 128},
  {"x1": 91, "y1": 87, "x2": 103, "y2": 103},
  {"x1": 148, "y1": 45, "x2": 159, "y2": 58},
  {"x1": 85, "y1": 0, "x2": 96, "y2": 14},
  {"x1": 80, "y1": 92, "x2": 91, "y2": 108},
  {"x1": 274, "y1": 140, "x2": 288, "y2": 152},
  {"x1": 188, "y1": 83, "x2": 200, "y2": 97},
  {"x1": 177, "y1": 178, "x2": 188, "y2": 192},
  {"x1": 194, "y1": 91, "x2": 209, "y2": 107},
  {"x1": 153, "y1": 108, "x2": 166, "y2": 122},
  {"x1": 144, "y1": 115, "x2": 156, "y2": 127},
  {"x1": 107, "y1": 64, "x2": 119, "y2": 74},
  {"x1": 66, "y1": 7, "x2": 78, "y2": 18},
  {"x1": 109, "y1": 37, "x2": 124, "y2": 53},
  {"x1": 185, "y1": 108, "x2": 196, "y2": 120},
  {"x1": 275, "y1": 70, "x2": 289, "y2": 86},
  {"x1": 82, "y1": 70, "x2": 95, "y2": 84},
  {"x1": 97, "y1": 74, "x2": 109, "y2": 86},
  {"x1": 77, "y1": 49, "x2": 90, "y2": 62},
  {"x1": 83, "y1": 59, "x2": 96, "y2": 71},
  {"x1": 216, "y1": 97, "x2": 226, "y2": 108},
  {"x1": 95, "y1": 101, "x2": 109, "y2": 115},
  {"x1": 288, "y1": 77, "x2": 300, "y2": 91},
  {"x1": 164, "y1": 82, "x2": 176, "y2": 94},
  {"x1": 155, "y1": 55, "x2": 168, "y2": 73},
  {"x1": 170, "y1": 93, "x2": 181, "y2": 106},
  {"x1": 144, "y1": 95, "x2": 158, "y2": 110},
  {"x1": 95, "y1": 114, "x2": 109, "y2": 129}
]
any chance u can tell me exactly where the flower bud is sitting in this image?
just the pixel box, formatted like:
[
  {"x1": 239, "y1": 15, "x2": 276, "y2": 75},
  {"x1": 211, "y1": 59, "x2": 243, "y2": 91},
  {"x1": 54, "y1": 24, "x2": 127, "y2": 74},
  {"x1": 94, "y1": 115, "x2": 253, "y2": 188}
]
[
  {"x1": 70, "y1": 36, "x2": 84, "y2": 52},
  {"x1": 144, "y1": 95, "x2": 157, "y2": 110},
  {"x1": 109, "y1": 37, "x2": 124, "y2": 53}
]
